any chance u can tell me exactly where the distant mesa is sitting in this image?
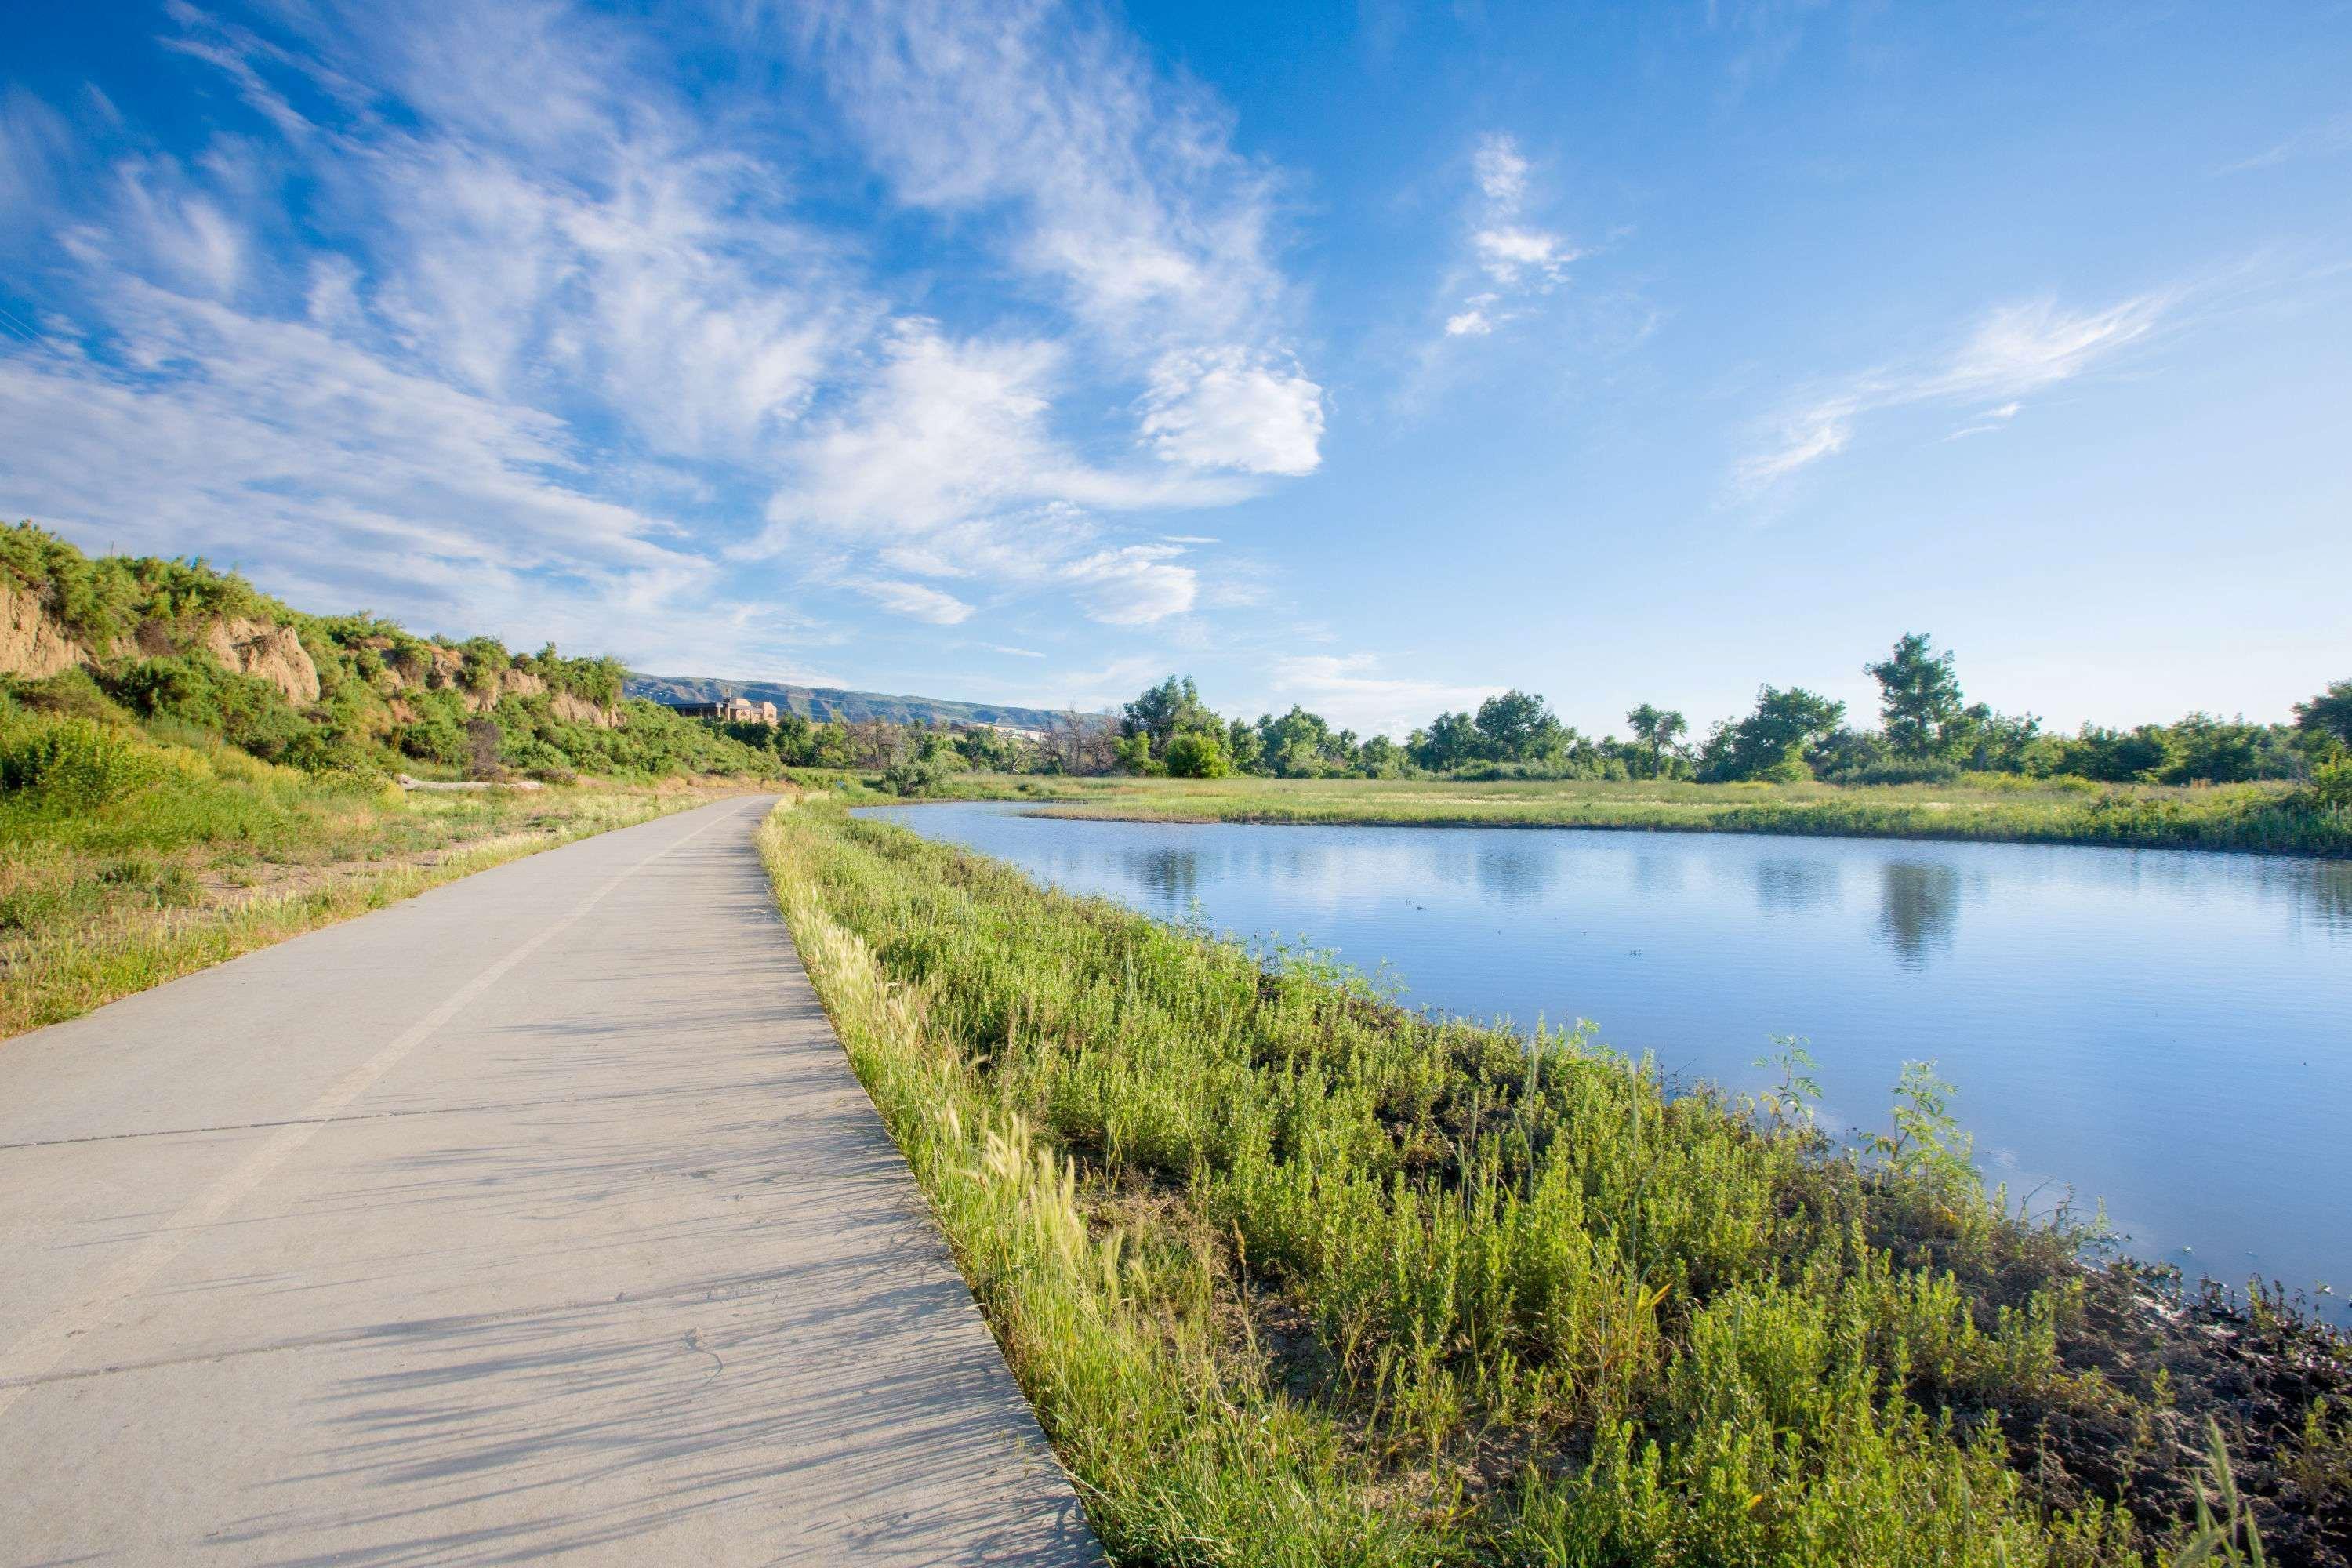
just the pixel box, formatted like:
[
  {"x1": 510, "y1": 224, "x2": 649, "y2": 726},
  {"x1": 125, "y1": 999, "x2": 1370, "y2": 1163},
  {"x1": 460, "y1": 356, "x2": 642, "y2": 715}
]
[{"x1": 626, "y1": 674, "x2": 1091, "y2": 734}]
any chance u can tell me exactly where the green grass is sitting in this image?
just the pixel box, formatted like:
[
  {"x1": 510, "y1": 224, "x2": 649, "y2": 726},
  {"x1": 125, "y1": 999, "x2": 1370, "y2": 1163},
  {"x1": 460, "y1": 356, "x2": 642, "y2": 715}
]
[
  {"x1": 758, "y1": 798, "x2": 2348, "y2": 1566},
  {"x1": 942, "y1": 773, "x2": 2352, "y2": 858},
  {"x1": 0, "y1": 707, "x2": 732, "y2": 1037}
]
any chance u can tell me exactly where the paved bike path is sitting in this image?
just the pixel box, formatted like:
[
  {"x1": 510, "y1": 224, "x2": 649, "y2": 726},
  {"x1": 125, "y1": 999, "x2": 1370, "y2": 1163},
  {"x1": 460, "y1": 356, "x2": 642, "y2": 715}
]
[{"x1": 0, "y1": 796, "x2": 1098, "y2": 1566}]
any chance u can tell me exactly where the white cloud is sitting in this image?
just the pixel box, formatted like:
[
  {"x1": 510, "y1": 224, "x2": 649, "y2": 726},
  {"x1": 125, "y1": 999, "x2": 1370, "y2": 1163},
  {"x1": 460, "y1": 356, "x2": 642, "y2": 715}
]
[
  {"x1": 1472, "y1": 135, "x2": 1529, "y2": 205},
  {"x1": 1473, "y1": 225, "x2": 1574, "y2": 287},
  {"x1": 0, "y1": 292, "x2": 796, "y2": 670},
  {"x1": 792, "y1": 0, "x2": 1323, "y2": 474},
  {"x1": 855, "y1": 578, "x2": 975, "y2": 625},
  {"x1": 2, "y1": 0, "x2": 1323, "y2": 666},
  {"x1": 1734, "y1": 290, "x2": 2176, "y2": 495},
  {"x1": 1138, "y1": 347, "x2": 1323, "y2": 476},
  {"x1": 1062, "y1": 543, "x2": 1199, "y2": 625},
  {"x1": 795, "y1": 0, "x2": 1281, "y2": 346},
  {"x1": 753, "y1": 321, "x2": 1250, "y2": 554},
  {"x1": 1269, "y1": 653, "x2": 1498, "y2": 737},
  {"x1": 1436, "y1": 133, "x2": 1579, "y2": 344}
]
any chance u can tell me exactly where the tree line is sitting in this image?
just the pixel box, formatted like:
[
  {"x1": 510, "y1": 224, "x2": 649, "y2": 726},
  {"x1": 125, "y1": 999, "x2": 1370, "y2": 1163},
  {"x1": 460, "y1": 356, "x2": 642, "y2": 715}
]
[
  {"x1": 713, "y1": 633, "x2": 2351, "y2": 795},
  {"x1": 1099, "y1": 636, "x2": 2352, "y2": 788}
]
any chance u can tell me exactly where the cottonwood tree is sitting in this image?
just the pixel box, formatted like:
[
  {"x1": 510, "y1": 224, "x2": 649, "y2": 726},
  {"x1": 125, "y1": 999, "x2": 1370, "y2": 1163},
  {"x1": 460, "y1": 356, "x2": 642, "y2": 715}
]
[
  {"x1": 2296, "y1": 678, "x2": 2352, "y2": 750},
  {"x1": 1625, "y1": 703, "x2": 1688, "y2": 779},
  {"x1": 1866, "y1": 633, "x2": 1967, "y2": 759},
  {"x1": 1697, "y1": 686, "x2": 1846, "y2": 780},
  {"x1": 1120, "y1": 675, "x2": 1219, "y2": 760},
  {"x1": 1472, "y1": 689, "x2": 1568, "y2": 764}
]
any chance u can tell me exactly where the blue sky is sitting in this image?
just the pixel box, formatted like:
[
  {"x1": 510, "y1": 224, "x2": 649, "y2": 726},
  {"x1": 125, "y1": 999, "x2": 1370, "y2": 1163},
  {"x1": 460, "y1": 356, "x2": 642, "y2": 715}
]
[{"x1": 2, "y1": 2, "x2": 2347, "y2": 737}]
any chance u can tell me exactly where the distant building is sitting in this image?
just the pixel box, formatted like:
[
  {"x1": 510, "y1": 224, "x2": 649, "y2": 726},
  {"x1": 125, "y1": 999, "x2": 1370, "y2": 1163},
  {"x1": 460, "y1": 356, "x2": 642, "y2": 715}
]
[{"x1": 668, "y1": 695, "x2": 779, "y2": 724}]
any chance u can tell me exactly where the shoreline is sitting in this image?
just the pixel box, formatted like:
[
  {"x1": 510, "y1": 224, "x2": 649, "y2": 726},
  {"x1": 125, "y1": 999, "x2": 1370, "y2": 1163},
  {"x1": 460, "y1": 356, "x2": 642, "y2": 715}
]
[
  {"x1": 764, "y1": 800, "x2": 2352, "y2": 1563},
  {"x1": 1013, "y1": 799, "x2": 2352, "y2": 858}
]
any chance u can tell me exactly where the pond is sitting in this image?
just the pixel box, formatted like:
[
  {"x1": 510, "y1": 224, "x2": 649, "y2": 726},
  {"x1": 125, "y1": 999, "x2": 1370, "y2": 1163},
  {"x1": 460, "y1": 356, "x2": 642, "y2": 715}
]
[{"x1": 857, "y1": 802, "x2": 2352, "y2": 1313}]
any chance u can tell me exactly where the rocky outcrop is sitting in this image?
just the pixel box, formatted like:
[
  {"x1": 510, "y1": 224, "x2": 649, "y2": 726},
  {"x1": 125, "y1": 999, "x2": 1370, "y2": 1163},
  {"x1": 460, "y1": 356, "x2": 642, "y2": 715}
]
[
  {"x1": 202, "y1": 619, "x2": 321, "y2": 707},
  {"x1": 550, "y1": 691, "x2": 623, "y2": 728},
  {"x1": 358, "y1": 640, "x2": 619, "y2": 727},
  {"x1": 2, "y1": 583, "x2": 82, "y2": 679},
  {"x1": 1, "y1": 588, "x2": 321, "y2": 710}
]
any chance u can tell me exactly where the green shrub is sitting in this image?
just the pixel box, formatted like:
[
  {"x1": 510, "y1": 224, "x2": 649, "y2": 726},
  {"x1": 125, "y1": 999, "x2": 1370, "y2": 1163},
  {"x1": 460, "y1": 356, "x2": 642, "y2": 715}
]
[
  {"x1": 2, "y1": 521, "x2": 274, "y2": 644},
  {"x1": 0, "y1": 715, "x2": 159, "y2": 808},
  {"x1": 882, "y1": 753, "x2": 955, "y2": 796},
  {"x1": 101, "y1": 655, "x2": 318, "y2": 764},
  {"x1": 2307, "y1": 758, "x2": 2352, "y2": 813},
  {"x1": 1828, "y1": 758, "x2": 1962, "y2": 786},
  {"x1": 2, "y1": 668, "x2": 127, "y2": 723},
  {"x1": 1163, "y1": 731, "x2": 1232, "y2": 778}
]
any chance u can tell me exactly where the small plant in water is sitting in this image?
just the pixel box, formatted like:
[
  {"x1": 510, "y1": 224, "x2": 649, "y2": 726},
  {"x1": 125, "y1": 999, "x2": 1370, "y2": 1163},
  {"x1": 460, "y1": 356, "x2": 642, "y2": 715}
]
[
  {"x1": 1865, "y1": 1058, "x2": 1978, "y2": 1197},
  {"x1": 1753, "y1": 1033, "x2": 1822, "y2": 1130}
]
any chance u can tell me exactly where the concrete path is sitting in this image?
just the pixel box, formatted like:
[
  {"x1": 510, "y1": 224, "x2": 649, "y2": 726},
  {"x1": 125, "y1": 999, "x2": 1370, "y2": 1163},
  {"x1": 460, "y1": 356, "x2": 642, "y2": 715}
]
[{"x1": 0, "y1": 797, "x2": 1100, "y2": 1566}]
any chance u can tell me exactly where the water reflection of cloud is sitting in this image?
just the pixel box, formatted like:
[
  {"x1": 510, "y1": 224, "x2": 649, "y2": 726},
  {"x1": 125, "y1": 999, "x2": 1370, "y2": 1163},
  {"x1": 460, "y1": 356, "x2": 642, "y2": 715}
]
[
  {"x1": 1878, "y1": 861, "x2": 1961, "y2": 965},
  {"x1": 1628, "y1": 851, "x2": 1687, "y2": 896}
]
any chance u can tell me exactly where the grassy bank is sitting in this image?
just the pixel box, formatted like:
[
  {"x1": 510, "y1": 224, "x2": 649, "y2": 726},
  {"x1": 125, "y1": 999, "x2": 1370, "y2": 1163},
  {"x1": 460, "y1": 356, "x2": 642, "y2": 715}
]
[
  {"x1": 1, "y1": 713, "x2": 735, "y2": 1039},
  {"x1": 974, "y1": 773, "x2": 2352, "y2": 858},
  {"x1": 760, "y1": 799, "x2": 2350, "y2": 1566}
]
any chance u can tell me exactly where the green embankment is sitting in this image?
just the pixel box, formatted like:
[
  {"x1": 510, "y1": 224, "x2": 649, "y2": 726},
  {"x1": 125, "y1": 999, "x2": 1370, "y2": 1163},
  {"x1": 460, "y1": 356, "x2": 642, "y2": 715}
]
[
  {"x1": 2, "y1": 522, "x2": 779, "y2": 1036},
  {"x1": 0, "y1": 705, "x2": 723, "y2": 1036},
  {"x1": 760, "y1": 798, "x2": 2345, "y2": 1566},
  {"x1": 998, "y1": 774, "x2": 2352, "y2": 858}
]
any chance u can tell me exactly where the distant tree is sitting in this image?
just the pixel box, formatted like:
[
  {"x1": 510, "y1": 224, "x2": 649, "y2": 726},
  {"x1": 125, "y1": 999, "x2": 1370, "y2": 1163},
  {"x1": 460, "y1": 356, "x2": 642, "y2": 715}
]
[
  {"x1": 2057, "y1": 724, "x2": 2173, "y2": 783},
  {"x1": 1807, "y1": 725, "x2": 1888, "y2": 779},
  {"x1": 811, "y1": 720, "x2": 856, "y2": 768},
  {"x1": 1866, "y1": 633, "x2": 1966, "y2": 759},
  {"x1": 1473, "y1": 690, "x2": 1566, "y2": 764},
  {"x1": 1698, "y1": 685, "x2": 1846, "y2": 781},
  {"x1": 1114, "y1": 731, "x2": 1156, "y2": 775},
  {"x1": 1224, "y1": 717, "x2": 1266, "y2": 775},
  {"x1": 772, "y1": 712, "x2": 815, "y2": 764},
  {"x1": 1121, "y1": 675, "x2": 1218, "y2": 760},
  {"x1": 2296, "y1": 678, "x2": 2352, "y2": 749},
  {"x1": 2159, "y1": 713, "x2": 2281, "y2": 785},
  {"x1": 1625, "y1": 704, "x2": 1688, "y2": 779},
  {"x1": 1407, "y1": 709, "x2": 1483, "y2": 772},
  {"x1": 1256, "y1": 706, "x2": 1343, "y2": 777},
  {"x1": 953, "y1": 725, "x2": 1029, "y2": 773},
  {"x1": 1356, "y1": 734, "x2": 1403, "y2": 776},
  {"x1": 1163, "y1": 731, "x2": 1231, "y2": 778},
  {"x1": 1947, "y1": 706, "x2": 2042, "y2": 774},
  {"x1": 1051, "y1": 706, "x2": 1118, "y2": 775}
]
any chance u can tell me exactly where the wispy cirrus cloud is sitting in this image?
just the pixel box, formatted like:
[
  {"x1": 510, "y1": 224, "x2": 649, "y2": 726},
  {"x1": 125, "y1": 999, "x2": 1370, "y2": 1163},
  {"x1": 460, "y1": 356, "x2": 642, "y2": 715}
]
[
  {"x1": 2218, "y1": 111, "x2": 2352, "y2": 175},
  {"x1": 1732, "y1": 290, "x2": 2176, "y2": 496},
  {"x1": 0, "y1": 0, "x2": 1322, "y2": 663},
  {"x1": 786, "y1": 0, "x2": 1324, "y2": 484},
  {"x1": 1442, "y1": 133, "x2": 1581, "y2": 341},
  {"x1": 852, "y1": 578, "x2": 974, "y2": 626}
]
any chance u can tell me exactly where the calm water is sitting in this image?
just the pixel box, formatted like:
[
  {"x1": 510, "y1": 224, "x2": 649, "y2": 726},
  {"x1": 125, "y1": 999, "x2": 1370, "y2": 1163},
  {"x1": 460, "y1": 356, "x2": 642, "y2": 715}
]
[{"x1": 859, "y1": 803, "x2": 2352, "y2": 1309}]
